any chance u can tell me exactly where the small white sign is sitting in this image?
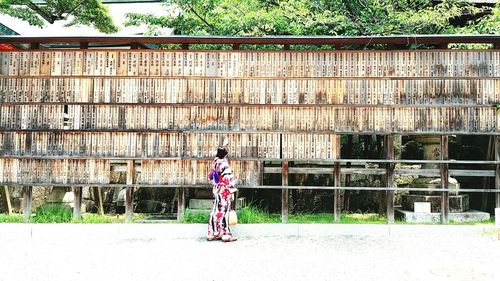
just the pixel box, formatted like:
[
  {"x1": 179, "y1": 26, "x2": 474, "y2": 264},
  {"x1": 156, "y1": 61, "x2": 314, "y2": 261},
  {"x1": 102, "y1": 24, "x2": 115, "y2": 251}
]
[
  {"x1": 495, "y1": 208, "x2": 500, "y2": 228},
  {"x1": 414, "y1": 202, "x2": 431, "y2": 213}
]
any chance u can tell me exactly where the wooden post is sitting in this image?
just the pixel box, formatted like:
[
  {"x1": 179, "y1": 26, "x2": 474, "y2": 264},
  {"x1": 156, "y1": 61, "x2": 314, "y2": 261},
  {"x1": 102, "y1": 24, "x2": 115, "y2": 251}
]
[
  {"x1": 343, "y1": 135, "x2": 353, "y2": 211},
  {"x1": 232, "y1": 43, "x2": 240, "y2": 50},
  {"x1": 125, "y1": 160, "x2": 134, "y2": 223},
  {"x1": 177, "y1": 187, "x2": 185, "y2": 221},
  {"x1": 440, "y1": 135, "x2": 450, "y2": 224},
  {"x1": 282, "y1": 161, "x2": 289, "y2": 223},
  {"x1": 181, "y1": 43, "x2": 189, "y2": 50},
  {"x1": 333, "y1": 134, "x2": 341, "y2": 222},
  {"x1": 386, "y1": 135, "x2": 395, "y2": 224},
  {"x1": 72, "y1": 186, "x2": 82, "y2": 219},
  {"x1": 22, "y1": 186, "x2": 33, "y2": 222},
  {"x1": 93, "y1": 187, "x2": 104, "y2": 215},
  {"x1": 496, "y1": 136, "x2": 500, "y2": 208},
  {"x1": 1, "y1": 186, "x2": 13, "y2": 215},
  {"x1": 284, "y1": 44, "x2": 290, "y2": 50}
]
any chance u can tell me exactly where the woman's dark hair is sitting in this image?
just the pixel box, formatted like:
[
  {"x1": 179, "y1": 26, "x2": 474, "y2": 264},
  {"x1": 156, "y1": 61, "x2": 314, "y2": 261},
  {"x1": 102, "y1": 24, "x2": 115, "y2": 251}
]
[{"x1": 216, "y1": 147, "x2": 228, "y2": 158}]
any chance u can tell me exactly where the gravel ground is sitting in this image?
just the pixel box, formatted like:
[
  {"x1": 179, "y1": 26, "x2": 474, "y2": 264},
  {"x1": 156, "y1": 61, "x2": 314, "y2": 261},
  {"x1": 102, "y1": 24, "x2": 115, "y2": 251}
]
[{"x1": 0, "y1": 224, "x2": 499, "y2": 281}]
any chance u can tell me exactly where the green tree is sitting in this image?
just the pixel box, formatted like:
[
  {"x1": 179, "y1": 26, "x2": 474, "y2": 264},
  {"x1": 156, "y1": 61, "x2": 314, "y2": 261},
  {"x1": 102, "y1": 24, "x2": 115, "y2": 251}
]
[
  {"x1": 0, "y1": 0, "x2": 118, "y2": 34},
  {"x1": 125, "y1": 0, "x2": 484, "y2": 36}
]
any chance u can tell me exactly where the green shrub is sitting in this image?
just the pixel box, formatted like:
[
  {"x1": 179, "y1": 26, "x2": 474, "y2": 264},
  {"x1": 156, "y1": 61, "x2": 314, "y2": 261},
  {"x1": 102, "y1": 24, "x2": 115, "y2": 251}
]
[{"x1": 33, "y1": 204, "x2": 72, "y2": 223}]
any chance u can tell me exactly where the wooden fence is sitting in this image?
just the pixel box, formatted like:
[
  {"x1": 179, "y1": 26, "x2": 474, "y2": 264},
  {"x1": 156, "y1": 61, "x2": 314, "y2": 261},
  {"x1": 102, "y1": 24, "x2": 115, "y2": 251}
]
[{"x1": 0, "y1": 35, "x2": 500, "y2": 223}]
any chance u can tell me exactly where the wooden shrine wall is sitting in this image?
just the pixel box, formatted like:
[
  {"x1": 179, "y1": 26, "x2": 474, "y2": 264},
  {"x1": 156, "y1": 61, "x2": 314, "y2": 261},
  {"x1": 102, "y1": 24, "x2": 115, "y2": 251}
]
[{"x1": 0, "y1": 49, "x2": 498, "y2": 186}]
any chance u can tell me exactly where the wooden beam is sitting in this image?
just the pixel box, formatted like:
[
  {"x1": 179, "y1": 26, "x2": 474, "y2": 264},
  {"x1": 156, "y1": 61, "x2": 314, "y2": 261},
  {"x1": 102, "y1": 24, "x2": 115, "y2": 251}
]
[
  {"x1": 334, "y1": 134, "x2": 341, "y2": 222},
  {"x1": 177, "y1": 187, "x2": 185, "y2": 221},
  {"x1": 0, "y1": 186, "x2": 13, "y2": 215},
  {"x1": 93, "y1": 187, "x2": 104, "y2": 215},
  {"x1": 22, "y1": 186, "x2": 32, "y2": 222},
  {"x1": 125, "y1": 160, "x2": 134, "y2": 223},
  {"x1": 282, "y1": 161, "x2": 289, "y2": 223},
  {"x1": 386, "y1": 135, "x2": 395, "y2": 224},
  {"x1": 130, "y1": 42, "x2": 139, "y2": 49},
  {"x1": 343, "y1": 135, "x2": 353, "y2": 211},
  {"x1": 79, "y1": 42, "x2": 89, "y2": 49},
  {"x1": 72, "y1": 186, "x2": 82, "y2": 219},
  {"x1": 496, "y1": 136, "x2": 500, "y2": 208},
  {"x1": 29, "y1": 43, "x2": 40, "y2": 49},
  {"x1": 441, "y1": 135, "x2": 450, "y2": 224}
]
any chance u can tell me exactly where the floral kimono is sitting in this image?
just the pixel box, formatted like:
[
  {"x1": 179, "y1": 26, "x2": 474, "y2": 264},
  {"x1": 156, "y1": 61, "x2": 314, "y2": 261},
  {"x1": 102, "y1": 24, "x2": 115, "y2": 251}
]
[{"x1": 207, "y1": 157, "x2": 237, "y2": 237}]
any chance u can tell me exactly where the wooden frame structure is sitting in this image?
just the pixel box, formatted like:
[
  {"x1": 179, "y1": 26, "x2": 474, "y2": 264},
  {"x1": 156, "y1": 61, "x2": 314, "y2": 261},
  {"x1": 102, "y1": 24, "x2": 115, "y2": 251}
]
[{"x1": 1, "y1": 35, "x2": 500, "y2": 223}]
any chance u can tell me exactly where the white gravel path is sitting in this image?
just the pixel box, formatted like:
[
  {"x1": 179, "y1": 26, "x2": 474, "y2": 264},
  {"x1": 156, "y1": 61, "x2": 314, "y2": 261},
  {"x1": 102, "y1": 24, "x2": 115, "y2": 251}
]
[{"x1": 0, "y1": 224, "x2": 499, "y2": 281}]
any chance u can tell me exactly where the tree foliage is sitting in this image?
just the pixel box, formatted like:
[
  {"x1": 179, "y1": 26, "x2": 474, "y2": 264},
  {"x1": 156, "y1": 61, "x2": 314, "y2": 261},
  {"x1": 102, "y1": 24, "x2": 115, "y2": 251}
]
[
  {"x1": 0, "y1": 0, "x2": 118, "y2": 34},
  {"x1": 125, "y1": 0, "x2": 486, "y2": 36}
]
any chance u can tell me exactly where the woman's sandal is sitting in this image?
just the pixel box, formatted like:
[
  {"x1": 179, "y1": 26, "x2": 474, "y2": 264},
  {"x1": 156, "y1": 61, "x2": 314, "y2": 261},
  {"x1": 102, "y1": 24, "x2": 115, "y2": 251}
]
[
  {"x1": 221, "y1": 235, "x2": 238, "y2": 242},
  {"x1": 206, "y1": 235, "x2": 221, "y2": 241}
]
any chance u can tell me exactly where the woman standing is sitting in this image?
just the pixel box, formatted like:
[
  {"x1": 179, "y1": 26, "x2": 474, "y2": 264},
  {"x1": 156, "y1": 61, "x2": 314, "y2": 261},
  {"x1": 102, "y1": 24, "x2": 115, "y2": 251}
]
[{"x1": 207, "y1": 145, "x2": 237, "y2": 242}]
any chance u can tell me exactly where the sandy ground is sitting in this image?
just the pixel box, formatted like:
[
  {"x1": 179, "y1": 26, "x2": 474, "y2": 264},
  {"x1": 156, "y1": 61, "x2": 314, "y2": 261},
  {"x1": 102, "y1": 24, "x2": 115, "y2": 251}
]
[{"x1": 0, "y1": 224, "x2": 499, "y2": 281}]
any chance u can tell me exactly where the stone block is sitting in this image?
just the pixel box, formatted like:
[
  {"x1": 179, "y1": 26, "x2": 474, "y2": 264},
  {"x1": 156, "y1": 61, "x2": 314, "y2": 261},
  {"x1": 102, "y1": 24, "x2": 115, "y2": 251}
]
[
  {"x1": 395, "y1": 208, "x2": 490, "y2": 223},
  {"x1": 402, "y1": 194, "x2": 469, "y2": 213}
]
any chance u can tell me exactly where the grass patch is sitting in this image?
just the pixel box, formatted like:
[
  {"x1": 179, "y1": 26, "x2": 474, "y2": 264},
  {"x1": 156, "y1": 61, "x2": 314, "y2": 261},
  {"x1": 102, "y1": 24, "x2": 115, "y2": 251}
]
[
  {"x1": 183, "y1": 208, "x2": 210, "y2": 223},
  {"x1": 32, "y1": 203, "x2": 72, "y2": 223},
  {"x1": 237, "y1": 205, "x2": 281, "y2": 223},
  {"x1": 289, "y1": 213, "x2": 387, "y2": 224},
  {"x1": 72, "y1": 214, "x2": 124, "y2": 224},
  {"x1": 0, "y1": 213, "x2": 24, "y2": 223}
]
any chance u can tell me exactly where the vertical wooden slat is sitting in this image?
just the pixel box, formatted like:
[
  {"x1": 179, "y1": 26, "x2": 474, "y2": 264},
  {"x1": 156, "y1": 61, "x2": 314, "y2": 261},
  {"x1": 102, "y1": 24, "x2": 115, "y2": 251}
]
[
  {"x1": 72, "y1": 186, "x2": 82, "y2": 219},
  {"x1": 386, "y1": 135, "x2": 395, "y2": 224},
  {"x1": 1, "y1": 186, "x2": 13, "y2": 215},
  {"x1": 22, "y1": 186, "x2": 33, "y2": 222},
  {"x1": 441, "y1": 135, "x2": 450, "y2": 224},
  {"x1": 177, "y1": 187, "x2": 185, "y2": 221},
  {"x1": 125, "y1": 160, "x2": 134, "y2": 223},
  {"x1": 93, "y1": 186, "x2": 104, "y2": 215},
  {"x1": 343, "y1": 135, "x2": 353, "y2": 211},
  {"x1": 333, "y1": 134, "x2": 341, "y2": 222},
  {"x1": 496, "y1": 136, "x2": 500, "y2": 208},
  {"x1": 282, "y1": 161, "x2": 289, "y2": 223}
]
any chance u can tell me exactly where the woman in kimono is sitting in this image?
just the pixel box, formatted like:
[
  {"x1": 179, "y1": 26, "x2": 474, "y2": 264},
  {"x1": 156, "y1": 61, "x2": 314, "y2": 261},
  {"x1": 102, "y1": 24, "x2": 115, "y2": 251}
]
[{"x1": 207, "y1": 145, "x2": 237, "y2": 242}]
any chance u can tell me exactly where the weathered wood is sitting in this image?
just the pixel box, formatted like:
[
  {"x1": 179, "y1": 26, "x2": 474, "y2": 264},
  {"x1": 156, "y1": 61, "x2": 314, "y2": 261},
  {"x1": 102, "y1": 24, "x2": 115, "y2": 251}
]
[
  {"x1": 177, "y1": 187, "x2": 185, "y2": 221},
  {"x1": 72, "y1": 186, "x2": 83, "y2": 219},
  {"x1": 0, "y1": 186, "x2": 13, "y2": 215},
  {"x1": 496, "y1": 136, "x2": 500, "y2": 208},
  {"x1": 441, "y1": 135, "x2": 450, "y2": 224},
  {"x1": 282, "y1": 161, "x2": 289, "y2": 223},
  {"x1": 125, "y1": 160, "x2": 134, "y2": 223},
  {"x1": 386, "y1": 135, "x2": 395, "y2": 224},
  {"x1": 22, "y1": 186, "x2": 32, "y2": 222},
  {"x1": 93, "y1": 187, "x2": 104, "y2": 215},
  {"x1": 344, "y1": 135, "x2": 353, "y2": 211},
  {"x1": 334, "y1": 135, "x2": 341, "y2": 222},
  {"x1": 481, "y1": 136, "x2": 494, "y2": 211}
]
